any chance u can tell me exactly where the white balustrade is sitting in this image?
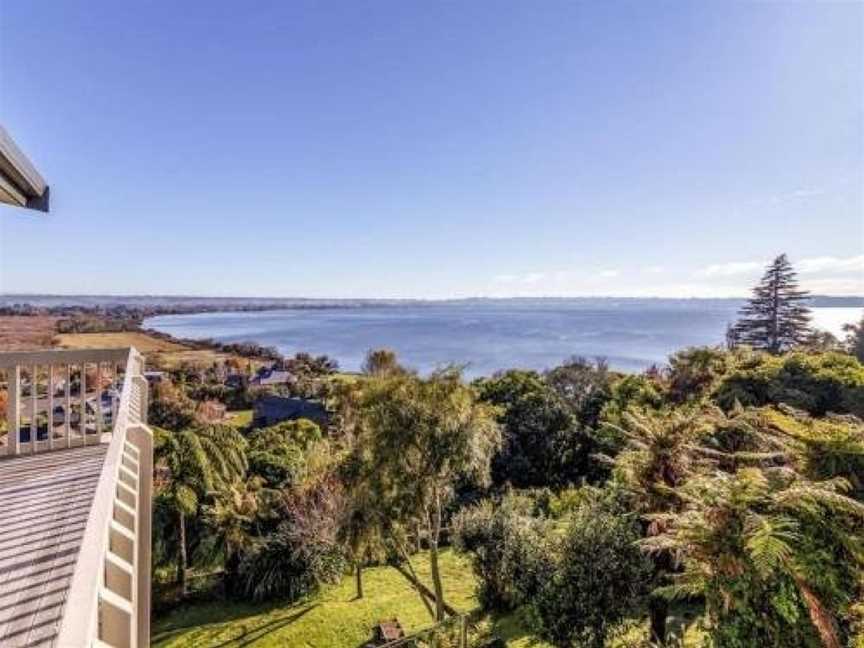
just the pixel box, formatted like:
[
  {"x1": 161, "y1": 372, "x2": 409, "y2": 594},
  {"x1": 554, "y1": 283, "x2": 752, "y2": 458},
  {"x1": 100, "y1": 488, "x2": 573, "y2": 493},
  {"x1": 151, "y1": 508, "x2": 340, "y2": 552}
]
[{"x1": 0, "y1": 347, "x2": 152, "y2": 648}]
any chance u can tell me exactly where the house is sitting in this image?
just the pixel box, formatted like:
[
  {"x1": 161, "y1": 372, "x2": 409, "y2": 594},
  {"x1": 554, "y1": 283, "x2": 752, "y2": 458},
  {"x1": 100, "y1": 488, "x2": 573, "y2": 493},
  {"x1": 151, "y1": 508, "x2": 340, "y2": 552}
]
[
  {"x1": 249, "y1": 366, "x2": 294, "y2": 387},
  {"x1": 252, "y1": 394, "x2": 327, "y2": 427},
  {"x1": 144, "y1": 370, "x2": 166, "y2": 384},
  {"x1": 225, "y1": 373, "x2": 247, "y2": 389}
]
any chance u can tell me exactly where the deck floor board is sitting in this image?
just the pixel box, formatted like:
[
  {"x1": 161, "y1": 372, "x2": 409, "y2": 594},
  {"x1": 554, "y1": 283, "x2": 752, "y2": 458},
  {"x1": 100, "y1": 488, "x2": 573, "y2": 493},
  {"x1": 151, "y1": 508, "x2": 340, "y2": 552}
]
[{"x1": 0, "y1": 444, "x2": 107, "y2": 648}]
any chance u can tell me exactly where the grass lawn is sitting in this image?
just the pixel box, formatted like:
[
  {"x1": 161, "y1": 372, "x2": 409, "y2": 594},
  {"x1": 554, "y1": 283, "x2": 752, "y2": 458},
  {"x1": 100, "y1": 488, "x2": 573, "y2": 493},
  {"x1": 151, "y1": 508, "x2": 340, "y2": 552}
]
[
  {"x1": 151, "y1": 549, "x2": 478, "y2": 648},
  {"x1": 226, "y1": 409, "x2": 254, "y2": 428},
  {"x1": 151, "y1": 547, "x2": 706, "y2": 647},
  {"x1": 53, "y1": 331, "x2": 236, "y2": 368}
]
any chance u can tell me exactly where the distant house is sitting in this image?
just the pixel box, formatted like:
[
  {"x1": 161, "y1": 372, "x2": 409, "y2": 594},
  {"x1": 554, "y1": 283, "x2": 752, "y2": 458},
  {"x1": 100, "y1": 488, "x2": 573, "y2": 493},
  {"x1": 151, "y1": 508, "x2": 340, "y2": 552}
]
[
  {"x1": 143, "y1": 370, "x2": 166, "y2": 385},
  {"x1": 250, "y1": 366, "x2": 294, "y2": 387},
  {"x1": 253, "y1": 394, "x2": 327, "y2": 428},
  {"x1": 225, "y1": 373, "x2": 247, "y2": 389}
]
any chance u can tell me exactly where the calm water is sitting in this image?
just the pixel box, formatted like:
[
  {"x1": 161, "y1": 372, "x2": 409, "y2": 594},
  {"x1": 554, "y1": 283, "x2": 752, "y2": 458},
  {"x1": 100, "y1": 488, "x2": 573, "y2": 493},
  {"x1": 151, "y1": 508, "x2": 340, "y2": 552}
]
[{"x1": 146, "y1": 301, "x2": 862, "y2": 377}]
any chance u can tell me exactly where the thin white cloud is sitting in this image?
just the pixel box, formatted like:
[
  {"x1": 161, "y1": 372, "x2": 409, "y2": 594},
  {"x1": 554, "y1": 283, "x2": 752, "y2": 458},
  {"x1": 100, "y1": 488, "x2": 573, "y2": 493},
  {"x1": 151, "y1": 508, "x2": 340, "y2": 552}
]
[
  {"x1": 755, "y1": 187, "x2": 826, "y2": 207},
  {"x1": 697, "y1": 261, "x2": 762, "y2": 277},
  {"x1": 492, "y1": 272, "x2": 547, "y2": 285},
  {"x1": 798, "y1": 255, "x2": 864, "y2": 275},
  {"x1": 487, "y1": 254, "x2": 864, "y2": 298},
  {"x1": 788, "y1": 188, "x2": 825, "y2": 199}
]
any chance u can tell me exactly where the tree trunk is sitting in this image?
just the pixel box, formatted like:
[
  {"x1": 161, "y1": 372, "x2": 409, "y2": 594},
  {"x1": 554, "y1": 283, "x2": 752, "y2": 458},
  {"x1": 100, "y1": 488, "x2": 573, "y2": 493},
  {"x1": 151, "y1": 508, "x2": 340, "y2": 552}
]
[
  {"x1": 177, "y1": 510, "x2": 188, "y2": 597},
  {"x1": 429, "y1": 492, "x2": 446, "y2": 622},
  {"x1": 225, "y1": 549, "x2": 239, "y2": 597},
  {"x1": 355, "y1": 562, "x2": 364, "y2": 599},
  {"x1": 649, "y1": 595, "x2": 668, "y2": 645}
]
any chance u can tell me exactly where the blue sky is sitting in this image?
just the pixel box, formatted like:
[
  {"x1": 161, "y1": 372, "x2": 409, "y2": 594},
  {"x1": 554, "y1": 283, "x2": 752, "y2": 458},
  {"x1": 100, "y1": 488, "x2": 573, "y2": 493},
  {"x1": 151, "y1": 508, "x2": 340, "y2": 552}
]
[{"x1": 1, "y1": 1, "x2": 862, "y2": 298}]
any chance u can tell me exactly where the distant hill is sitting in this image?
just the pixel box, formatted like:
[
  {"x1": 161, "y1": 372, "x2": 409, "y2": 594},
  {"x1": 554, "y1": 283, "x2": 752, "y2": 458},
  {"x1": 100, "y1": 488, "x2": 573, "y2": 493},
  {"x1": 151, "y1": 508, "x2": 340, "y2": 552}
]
[{"x1": 1, "y1": 293, "x2": 861, "y2": 310}]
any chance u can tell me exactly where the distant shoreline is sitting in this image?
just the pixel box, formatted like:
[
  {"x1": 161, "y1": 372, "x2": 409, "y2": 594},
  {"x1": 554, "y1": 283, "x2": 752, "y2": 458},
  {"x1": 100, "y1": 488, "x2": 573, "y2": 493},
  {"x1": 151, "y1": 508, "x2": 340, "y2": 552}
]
[{"x1": 3, "y1": 293, "x2": 863, "y2": 311}]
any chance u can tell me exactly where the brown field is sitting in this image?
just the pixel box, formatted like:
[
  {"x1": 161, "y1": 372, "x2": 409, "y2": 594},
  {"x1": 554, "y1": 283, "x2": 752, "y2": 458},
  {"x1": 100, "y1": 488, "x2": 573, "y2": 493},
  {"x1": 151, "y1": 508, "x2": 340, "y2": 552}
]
[
  {"x1": 0, "y1": 316, "x2": 59, "y2": 351},
  {"x1": 53, "y1": 331, "x2": 236, "y2": 368}
]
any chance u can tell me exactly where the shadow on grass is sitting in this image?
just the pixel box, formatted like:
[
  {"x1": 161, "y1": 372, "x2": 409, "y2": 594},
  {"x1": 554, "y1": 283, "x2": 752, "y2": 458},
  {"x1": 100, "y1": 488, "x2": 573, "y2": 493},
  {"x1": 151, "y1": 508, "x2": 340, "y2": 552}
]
[
  {"x1": 151, "y1": 604, "x2": 317, "y2": 647},
  {"x1": 490, "y1": 608, "x2": 547, "y2": 647}
]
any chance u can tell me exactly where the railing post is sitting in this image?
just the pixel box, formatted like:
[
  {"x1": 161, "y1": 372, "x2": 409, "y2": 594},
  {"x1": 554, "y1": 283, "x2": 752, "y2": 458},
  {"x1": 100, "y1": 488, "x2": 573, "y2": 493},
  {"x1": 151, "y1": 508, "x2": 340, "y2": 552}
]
[
  {"x1": 65, "y1": 364, "x2": 72, "y2": 448},
  {"x1": 30, "y1": 364, "x2": 37, "y2": 453},
  {"x1": 48, "y1": 365, "x2": 55, "y2": 450},
  {"x1": 129, "y1": 425, "x2": 153, "y2": 648},
  {"x1": 80, "y1": 362, "x2": 87, "y2": 445},
  {"x1": 7, "y1": 365, "x2": 20, "y2": 454}
]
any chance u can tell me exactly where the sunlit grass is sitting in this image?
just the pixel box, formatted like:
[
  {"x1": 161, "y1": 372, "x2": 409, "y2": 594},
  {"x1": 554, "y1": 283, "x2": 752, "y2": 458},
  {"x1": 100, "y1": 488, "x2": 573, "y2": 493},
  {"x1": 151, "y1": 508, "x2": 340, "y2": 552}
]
[{"x1": 151, "y1": 549, "x2": 477, "y2": 648}]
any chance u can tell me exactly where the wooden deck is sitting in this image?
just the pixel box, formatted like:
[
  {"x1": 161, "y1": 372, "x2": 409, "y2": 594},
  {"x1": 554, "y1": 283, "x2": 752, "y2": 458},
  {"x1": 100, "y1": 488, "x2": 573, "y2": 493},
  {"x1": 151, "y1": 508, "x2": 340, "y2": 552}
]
[{"x1": 0, "y1": 444, "x2": 108, "y2": 647}]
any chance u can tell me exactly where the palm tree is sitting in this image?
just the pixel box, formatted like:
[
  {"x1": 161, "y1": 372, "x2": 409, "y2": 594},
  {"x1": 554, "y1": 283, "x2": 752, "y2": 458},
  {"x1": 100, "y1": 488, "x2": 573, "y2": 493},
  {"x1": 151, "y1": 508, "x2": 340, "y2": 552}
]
[
  {"x1": 155, "y1": 424, "x2": 247, "y2": 596},
  {"x1": 642, "y1": 467, "x2": 864, "y2": 647},
  {"x1": 607, "y1": 407, "x2": 715, "y2": 644},
  {"x1": 204, "y1": 475, "x2": 276, "y2": 592}
]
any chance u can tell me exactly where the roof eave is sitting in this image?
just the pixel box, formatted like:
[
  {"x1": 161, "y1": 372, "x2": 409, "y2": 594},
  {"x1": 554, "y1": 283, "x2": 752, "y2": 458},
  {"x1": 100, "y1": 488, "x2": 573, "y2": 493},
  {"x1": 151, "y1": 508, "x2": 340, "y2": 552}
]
[{"x1": 0, "y1": 126, "x2": 49, "y2": 212}]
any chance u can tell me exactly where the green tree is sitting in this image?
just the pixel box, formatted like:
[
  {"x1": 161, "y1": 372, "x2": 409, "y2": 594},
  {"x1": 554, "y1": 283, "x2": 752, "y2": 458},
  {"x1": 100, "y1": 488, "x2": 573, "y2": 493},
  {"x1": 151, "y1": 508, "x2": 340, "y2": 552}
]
[
  {"x1": 607, "y1": 408, "x2": 714, "y2": 643},
  {"x1": 713, "y1": 351, "x2": 864, "y2": 418},
  {"x1": 643, "y1": 467, "x2": 864, "y2": 647},
  {"x1": 529, "y1": 497, "x2": 652, "y2": 648},
  {"x1": 544, "y1": 356, "x2": 613, "y2": 428},
  {"x1": 155, "y1": 424, "x2": 247, "y2": 596},
  {"x1": 246, "y1": 419, "x2": 324, "y2": 488},
  {"x1": 667, "y1": 346, "x2": 731, "y2": 404},
  {"x1": 203, "y1": 476, "x2": 276, "y2": 591},
  {"x1": 362, "y1": 348, "x2": 407, "y2": 377},
  {"x1": 732, "y1": 254, "x2": 812, "y2": 353},
  {"x1": 148, "y1": 380, "x2": 199, "y2": 431},
  {"x1": 357, "y1": 369, "x2": 501, "y2": 620},
  {"x1": 337, "y1": 479, "x2": 386, "y2": 600},
  {"x1": 476, "y1": 370, "x2": 580, "y2": 488},
  {"x1": 844, "y1": 315, "x2": 864, "y2": 363}
]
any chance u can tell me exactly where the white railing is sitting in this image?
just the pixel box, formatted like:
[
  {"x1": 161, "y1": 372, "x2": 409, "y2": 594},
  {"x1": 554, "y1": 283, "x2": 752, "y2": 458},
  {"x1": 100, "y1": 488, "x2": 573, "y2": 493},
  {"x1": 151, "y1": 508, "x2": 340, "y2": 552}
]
[{"x1": 0, "y1": 347, "x2": 153, "y2": 648}]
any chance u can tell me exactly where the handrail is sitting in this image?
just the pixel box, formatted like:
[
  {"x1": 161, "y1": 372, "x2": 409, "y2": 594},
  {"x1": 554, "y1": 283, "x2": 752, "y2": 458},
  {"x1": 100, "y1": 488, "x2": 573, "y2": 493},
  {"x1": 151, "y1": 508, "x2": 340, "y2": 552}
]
[
  {"x1": 9, "y1": 347, "x2": 156, "y2": 648},
  {"x1": 0, "y1": 347, "x2": 131, "y2": 368},
  {"x1": 1, "y1": 346, "x2": 139, "y2": 457}
]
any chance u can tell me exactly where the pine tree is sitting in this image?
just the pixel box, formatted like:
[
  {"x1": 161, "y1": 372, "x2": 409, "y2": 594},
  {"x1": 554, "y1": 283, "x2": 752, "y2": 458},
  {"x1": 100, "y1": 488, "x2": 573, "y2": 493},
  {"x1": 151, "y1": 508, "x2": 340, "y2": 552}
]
[{"x1": 733, "y1": 254, "x2": 812, "y2": 353}]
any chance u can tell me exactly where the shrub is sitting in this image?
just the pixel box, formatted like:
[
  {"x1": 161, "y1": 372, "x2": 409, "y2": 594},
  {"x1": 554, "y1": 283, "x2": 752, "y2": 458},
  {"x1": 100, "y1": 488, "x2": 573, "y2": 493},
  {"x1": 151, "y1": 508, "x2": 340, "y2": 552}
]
[
  {"x1": 452, "y1": 493, "x2": 551, "y2": 610},
  {"x1": 528, "y1": 499, "x2": 652, "y2": 648},
  {"x1": 148, "y1": 380, "x2": 199, "y2": 431},
  {"x1": 246, "y1": 419, "x2": 324, "y2": 488},
  {"x1": 667, "y1": 346, "x2": 731, "y2": 404},
  {"x1": 238, "y1": 475, "x2": 345, "y2": 602},
  {"x1": 599, "y1": 373, "x2": 665, "y2": 426},
  {"x1": 714, "y1": 352, "x2": 864, "y2": 417},
  {"x1": 237, "y1": 524, "x2": 345, "y2": 602}
]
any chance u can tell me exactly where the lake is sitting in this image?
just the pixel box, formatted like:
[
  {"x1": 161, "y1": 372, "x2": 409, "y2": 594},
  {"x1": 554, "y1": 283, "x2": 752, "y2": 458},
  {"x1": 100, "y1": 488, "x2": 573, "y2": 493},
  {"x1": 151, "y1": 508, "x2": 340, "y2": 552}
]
[{"x1": 145, "y1": 300, "x2": 863, "y2": 377}]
